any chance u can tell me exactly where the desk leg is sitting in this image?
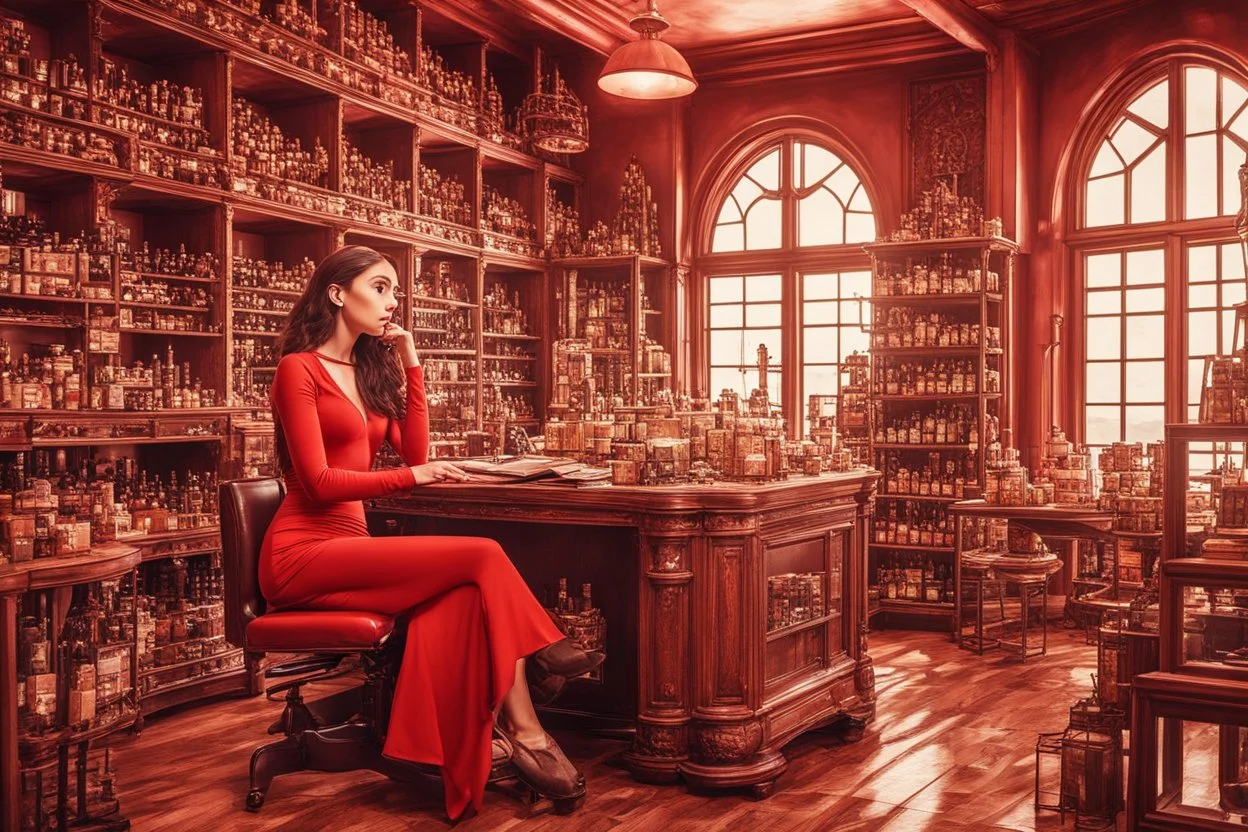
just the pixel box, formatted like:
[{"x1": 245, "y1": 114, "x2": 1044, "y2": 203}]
[
  {"x1": 1, "y1": 593, "x2": 18, "y2": 832},
  {"x1": 624, "y1": 522, "x2": 695, "y2": 784}
]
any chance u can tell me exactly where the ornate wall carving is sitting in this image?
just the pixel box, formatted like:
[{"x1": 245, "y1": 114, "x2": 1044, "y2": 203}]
[{"x1": 909, "y1": 73, "x2": 987, "y2": 209}]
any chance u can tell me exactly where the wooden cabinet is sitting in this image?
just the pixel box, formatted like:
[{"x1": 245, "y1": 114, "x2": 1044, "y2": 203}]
[
  {"x1": 862, "y1": 235, "x2": 1016, "y2": 630},
  {"x1": 1129, "y1": 423, "x2": 1248, "y2": 830},
  {"x1": 369, "y1": 470, "x2": 879, "y2": 797}
]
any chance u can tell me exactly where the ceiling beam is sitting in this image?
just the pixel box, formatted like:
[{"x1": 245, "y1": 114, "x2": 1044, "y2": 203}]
[
  {"x1": 897, "y1": 0, "x2": 1000, "y2": 69},
  {"x1": 491, "y1": 0, "x2": 635, "y2": 56},
  {"x1": 687, "y1": 18, "x2": 970, "y2": 85}
]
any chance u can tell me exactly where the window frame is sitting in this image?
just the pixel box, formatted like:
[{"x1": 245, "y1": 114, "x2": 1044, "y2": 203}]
[
  {"x1": 694, "y1": 131, "x2": 880, "y2": 433},
  {"x1": 1067, "y1": 54, "x2": 1248, "y2": 449}
]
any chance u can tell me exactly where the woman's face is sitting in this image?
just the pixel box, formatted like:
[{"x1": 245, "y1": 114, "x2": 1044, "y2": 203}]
[{"x1": 331, "y1": 259, "x2": 401, "y2": 337}]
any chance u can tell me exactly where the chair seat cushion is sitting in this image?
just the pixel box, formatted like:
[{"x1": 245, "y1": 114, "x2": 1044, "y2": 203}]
[{"x1": 245, "y1": 610, "x2": 395, "y2": 652}]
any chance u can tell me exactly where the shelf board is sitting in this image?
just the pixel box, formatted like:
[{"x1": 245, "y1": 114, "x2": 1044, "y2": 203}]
[
  {"x1": 877, "y1": 599, "x2": 956, "y2": 614},
  {"x1": 550, "y1": 255, "x2": 669, "y2": 270},
  {"x1": 870, "y1": 346, "x2": 1002, "y2": 356},
  {"x1": 121, "y1": 301, "x2": 212, "y2": 313},
  {"x1": 231, "y1": 307, "x2": 288, "y2": 317},
  {"x1": 873, "y1": 443, "x2": 975, "y2": 450},
  {"x1": 873, "y1": 393, "x2": 997, "y2": 401},
  {"x1": 232, "y1": 328, "x2": 281, "y2": 337},
  {"x1": 411, "y1": 294, "x2": 475, "y2": 309},
  {"x1": 0, "y1": 292, "x2": 91, "y2": 305},
  {"x1": 233, "y1": 284, "x2": 302, "y2": 298},
  {"x1": 875, "y1": 494, "x2": 960, "y2": 502},
  {"x1": 869, "y1": 542, "x2": 954, "y2": 552},
  {"x1": 869, "y1": 292, "x2": 1003, "y2": 305},
  {"x1": 482, "y1": 332, "x2": 540, "y2": 341},
  {"x1": 123, "y1": 270, "x2": 219, "y2": 284},
  {"x1": 482, "y1": 354, "x2": 536, "y2": 361},
  {"x1": 765, "y1": 613, "x2": 839, "y2": 643},
  {"x1": 863, "y1": 235, "x2": 1020, "y2": 255},
  {"x1": 120, "y1": 328, "x2": 223, "y2": 337}
]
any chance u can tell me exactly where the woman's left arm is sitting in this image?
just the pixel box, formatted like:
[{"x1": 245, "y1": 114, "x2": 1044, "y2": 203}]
[{"x1": 384, "y1": 324, "x2": 430, "y2": 466}]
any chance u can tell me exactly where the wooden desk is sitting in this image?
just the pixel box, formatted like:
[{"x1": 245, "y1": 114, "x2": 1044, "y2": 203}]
[{"x1": 369, "y1": 471, "x2": 879, "y2": 796}]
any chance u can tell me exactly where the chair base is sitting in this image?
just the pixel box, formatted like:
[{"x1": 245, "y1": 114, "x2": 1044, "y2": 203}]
[{"x1": 248, "y1": 722, "x2": 445, "y2": 810}]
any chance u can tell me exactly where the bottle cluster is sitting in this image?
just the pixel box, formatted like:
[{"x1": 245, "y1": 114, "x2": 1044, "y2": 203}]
[
  {"x1": 414, "y1": 260, "x2": 471, "y2": 302},
  {"x1": 874, "y1": 555, "x2": 954, "y2": 604},
  {"x1": 233, "y1": 310, "x2": 283, "y2": 334},
  {"x1": 122, "y1": 242, "x2": 220, "y2": 280},
  {"x1": 417, "y1": 164, "x2": 472, "y2": 225},
  {"x1": 231, "y1": 97, "x2": 329, "y2": 187},
  {"x1": 342, "y1": 137, "x2": 410, "y2": 210},
  {"x1": 233, "y1": 289, "x2": 294, "y2": 315},
  {"x1": 872, "y1": 359, "x2": 990, "y2": 396},
  {"x1": 482, "y1": 282, "x2": 531, "y2": 336},
  {"x1": 0, "y1": 109, "x2": 122, "y2": 166},
  {"x1": 339, "y1": 1, "x2": 413, "y2": 80},
  {"x1": 0, "y1": 16, "x2": 87, "y2": 117},
  {"x1": 871, "y1": 308, "x2": 999, "y2": 350},
  {"x1": 0, "y1": 454, "x2": 219, "y2": 567},
  {"x1": 422, "y1": 358, "x2": 476, "y2": 383},
  {"x1": 121, "y1": 277, "x2": 213, "y2": 310},
  {"x1": 873, "y1": 254, "x2": 999, "y2": 296},
  {"x1": 419, "y1": 45, "x2": 477, "y2": 109},
  {"x1": 90, "y1": 345, "x2": 221, "y2": 409},
  {"x1": 872, "y1": 403, "x2": 982, "y2": 446},
  {"x1": 482, "y1": 384, "x2": 535, "y2": 421},
  {"x1": 270, "y1": 1, "x2": 326, "y2": 43},
  {"x1": 482, "y1": 185, "x2": 535, "y2": 240},
  {"x1": 879, "y1": 450, "x2": 976, "y2": 498},
  {"x1": 93, "y1": 57, "x2": 209, "y2": 151},
  {"x1": 412, "y1": 307, "x2": 472, "y2": 350},
  {"x1": 766, "y1": 572, "x2": 825, "y2": 632},
  {"x1": 580, "y1": 156, "x2": 662, "y2": 257},
  {"x1": 546, "y1": 185, "x2": 582, "y2": 257},
  {"x1": 888, "y1": 181, "x2": 986, "y2": 242},
  {"x1": 873, "y1": 501, "x2": 956, "y2": 548},
  {"x1": 232, "y1": 255, "x2": 314, "y2": 293}
]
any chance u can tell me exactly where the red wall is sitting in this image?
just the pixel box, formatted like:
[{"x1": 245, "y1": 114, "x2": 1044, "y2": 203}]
[
  {"x1": 1029, "y1": 0, "x2": 1248, "y2": 459},
  {"x1": 572, "y1": 0, "x2": 1248, "y2": 460}
]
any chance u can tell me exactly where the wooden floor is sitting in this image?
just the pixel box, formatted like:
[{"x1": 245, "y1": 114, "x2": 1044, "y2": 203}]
[{"x1": 110, "y1": 626, "x2": 1118, "y2": 831}]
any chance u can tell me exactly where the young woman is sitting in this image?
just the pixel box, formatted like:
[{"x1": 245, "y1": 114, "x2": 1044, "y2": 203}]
[{"x1": 258, "y1": 245, "x2": 602, "y2": 821}]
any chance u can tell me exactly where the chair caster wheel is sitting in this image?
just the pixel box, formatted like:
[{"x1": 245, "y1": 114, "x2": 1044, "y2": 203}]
[
  {"x1": 551, "y1": 792, "x2": 586, "y2": 815},
  {"x1": 246, "y1": 789, "x2": 266, "y2": 812}
]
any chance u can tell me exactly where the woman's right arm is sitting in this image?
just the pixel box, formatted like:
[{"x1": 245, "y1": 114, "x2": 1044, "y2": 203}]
[{"x1": 273, "y1": 356, "x2": 417, "y2": 501}]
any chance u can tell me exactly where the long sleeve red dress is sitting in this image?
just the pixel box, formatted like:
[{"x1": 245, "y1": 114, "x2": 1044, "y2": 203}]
[{"x1": 258, "y1": 351, "x2": 563, "y2": 819}]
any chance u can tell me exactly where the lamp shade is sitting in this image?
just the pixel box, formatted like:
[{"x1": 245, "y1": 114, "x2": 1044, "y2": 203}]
[{"x1": 598, "y1": 38, "x2": 697, "y2": 100}]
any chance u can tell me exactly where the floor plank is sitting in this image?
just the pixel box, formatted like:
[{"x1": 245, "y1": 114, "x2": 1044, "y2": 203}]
[{"x1": 109, "y1": 626, "x2": 1119, "y2": 831}]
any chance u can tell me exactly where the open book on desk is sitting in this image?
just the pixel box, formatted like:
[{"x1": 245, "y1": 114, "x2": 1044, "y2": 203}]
[{"x1": 452, "y1": 455, "x2": 592, "y2": 483}]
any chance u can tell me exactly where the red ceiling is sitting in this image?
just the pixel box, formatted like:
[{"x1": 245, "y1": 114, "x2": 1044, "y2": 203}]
[{"x1": 602, "y1": 0, "x2": 917, "y2": 49}]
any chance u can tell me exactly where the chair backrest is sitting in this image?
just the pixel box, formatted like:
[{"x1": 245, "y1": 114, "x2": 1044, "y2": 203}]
[{"x1": 220, "y1": 476, "x2": 285, "y2": 648}]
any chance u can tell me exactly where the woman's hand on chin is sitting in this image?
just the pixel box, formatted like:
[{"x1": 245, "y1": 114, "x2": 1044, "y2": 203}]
[{"x1": 382, "y1": 321, "x2": 420, "y2": 367}]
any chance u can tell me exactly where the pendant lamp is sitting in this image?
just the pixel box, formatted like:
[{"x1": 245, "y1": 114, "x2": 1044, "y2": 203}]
[{"x1": 598, "y1": 0, "x2": 697, "y2": 100}]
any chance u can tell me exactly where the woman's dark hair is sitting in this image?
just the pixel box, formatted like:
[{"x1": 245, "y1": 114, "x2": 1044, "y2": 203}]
[{"x1": 273, "y1": 245, "x2": 405, "y2": 472}]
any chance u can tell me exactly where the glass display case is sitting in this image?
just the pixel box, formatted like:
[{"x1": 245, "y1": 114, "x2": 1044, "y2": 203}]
[{"x1": 1129, "y1": 423, "x2": 1248, "y2": 830}]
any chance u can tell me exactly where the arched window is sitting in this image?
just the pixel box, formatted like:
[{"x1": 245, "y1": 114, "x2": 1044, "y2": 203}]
[
  {"x1": 701, "y1": 135, "x2": 877, "y2": 433},
  {"x1": 1078, "y1": 58, "x2": 1248, "y2": 471}
]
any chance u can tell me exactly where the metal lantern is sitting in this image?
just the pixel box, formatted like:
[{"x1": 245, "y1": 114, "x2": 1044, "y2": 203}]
[
  {"x1": 1061, "y1": 683, "x2": 1124, "y2": 831},
  {"x1": 1035, "y1": 731, "x2": 1069, "y2": 817}
]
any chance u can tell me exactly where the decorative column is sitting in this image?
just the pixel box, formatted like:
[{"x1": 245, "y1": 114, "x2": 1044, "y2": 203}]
[
  {"x1": 624, "y1": 513, "x2": 698, "y2": 783},
  {"x1": 681, "y1": 510, "x2": 783, "y2": 797}
]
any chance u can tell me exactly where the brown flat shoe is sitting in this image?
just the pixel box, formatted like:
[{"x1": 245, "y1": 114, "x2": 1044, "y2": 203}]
[
  {"x1": 525, "y1": 660, "x2": 569, "y2": 705},
  {"x1": 494, "y1": 726, "x2": 587, "y2": 808},
  {"x1": 532, "y1": 639, "x2": 605, "y2": 678}
]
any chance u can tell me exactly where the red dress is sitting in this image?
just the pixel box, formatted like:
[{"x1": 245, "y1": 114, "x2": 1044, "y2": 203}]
[{"x1": 259, "y1": 351, "x2": 563, "y2": 818}]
